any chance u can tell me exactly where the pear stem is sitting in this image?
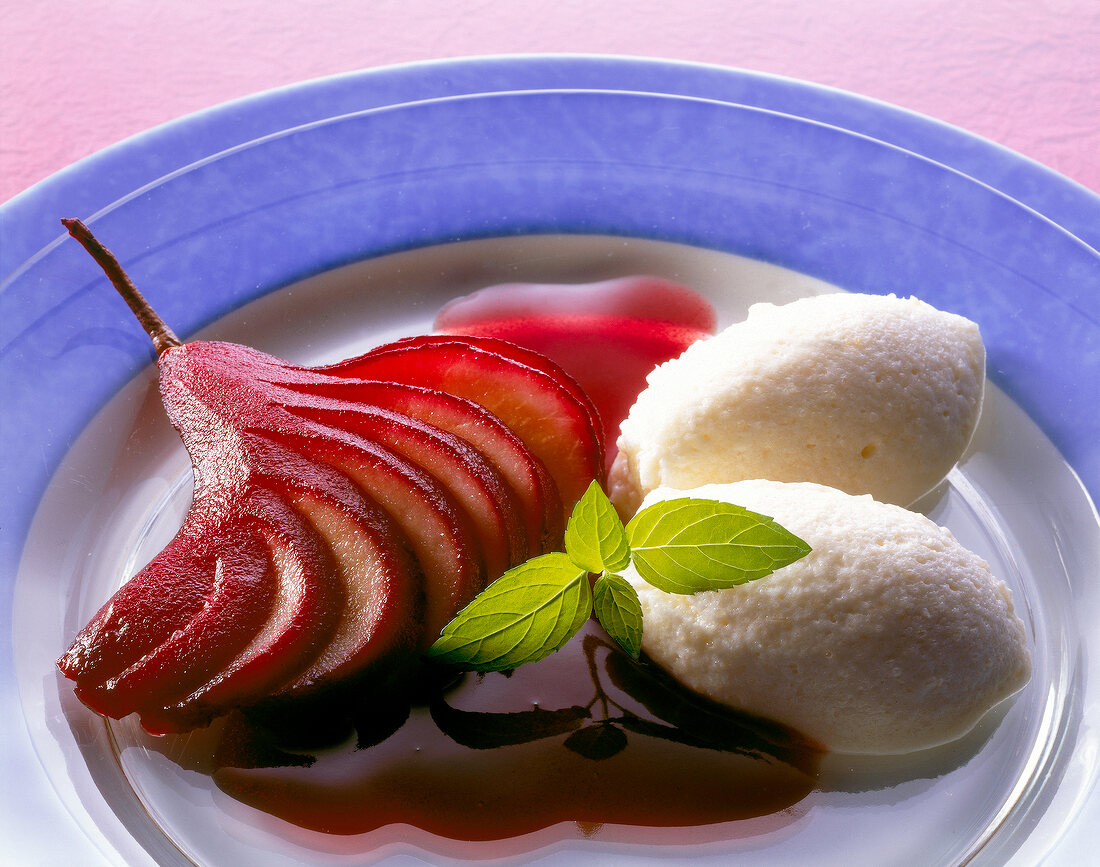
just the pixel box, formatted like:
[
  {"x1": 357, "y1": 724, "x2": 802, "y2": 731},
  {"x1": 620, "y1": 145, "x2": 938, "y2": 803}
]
[{"x1": 62, "y1": 218, "x2": 183, "y2": 356}]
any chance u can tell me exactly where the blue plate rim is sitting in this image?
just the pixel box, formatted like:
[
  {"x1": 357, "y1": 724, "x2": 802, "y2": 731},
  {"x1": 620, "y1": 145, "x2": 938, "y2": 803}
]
[{"x1": 3, "y1": 54, "x2": 1099, "y2": 279}]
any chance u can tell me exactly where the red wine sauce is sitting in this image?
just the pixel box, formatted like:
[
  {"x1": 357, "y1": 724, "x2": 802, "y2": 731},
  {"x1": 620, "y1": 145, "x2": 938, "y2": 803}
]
[
  {"x1": 433, "y1": 276, "x2": 717, "y2": 468},
  {"x1": 156, "y1": 624, "x2": 820, "y2": 852}
]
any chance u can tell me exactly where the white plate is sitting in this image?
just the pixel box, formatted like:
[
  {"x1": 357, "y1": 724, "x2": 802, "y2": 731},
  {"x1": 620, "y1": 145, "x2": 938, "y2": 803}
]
[{"x1": 3, "y1": 64, "x2": 1098, "y2": 865}]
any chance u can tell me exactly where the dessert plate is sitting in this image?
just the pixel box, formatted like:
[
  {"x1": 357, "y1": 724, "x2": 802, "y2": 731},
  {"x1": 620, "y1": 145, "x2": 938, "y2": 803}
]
[{"x1": 2, "y1": 66, "x2": 1098, "y2": 866}]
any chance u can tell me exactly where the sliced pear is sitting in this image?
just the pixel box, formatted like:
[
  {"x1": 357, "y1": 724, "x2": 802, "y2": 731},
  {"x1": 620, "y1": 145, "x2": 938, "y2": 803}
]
[
  {"x1": 138, "y1": 492, "x2": 344, "y2": 733},
  {"x1": 274, "y1": 391, "x2": 528, "y2": 578},
  {"x1": 277, "y1": 492, "x2": 422, "y2": 695},
  {"x1": 275, "y1": 378, "x2": 563, "y2": 556},
  {"x1": 74, "y1": 524, "x2": 277, "y2": 720},
  {"x1": 56, "y1": 219, "x2": 605, "y2": 733},
  {"x1": 314, "y1": 335, "x2": 605, "y2": 512}
]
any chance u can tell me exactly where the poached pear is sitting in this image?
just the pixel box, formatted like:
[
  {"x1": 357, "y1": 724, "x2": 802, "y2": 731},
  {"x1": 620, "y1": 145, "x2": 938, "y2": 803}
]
[{"x1": 56, "y1": 218, "x2": 603, "y2": 734}]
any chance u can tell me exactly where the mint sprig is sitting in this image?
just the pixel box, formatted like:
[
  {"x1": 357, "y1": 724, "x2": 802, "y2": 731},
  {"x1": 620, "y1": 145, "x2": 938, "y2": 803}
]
[
  {"x1": 626, "y1": 498, "x2": 812, "y2": 594},
  {"x1": 425, "y1": 481, "x2": 810, "y2": 671}
]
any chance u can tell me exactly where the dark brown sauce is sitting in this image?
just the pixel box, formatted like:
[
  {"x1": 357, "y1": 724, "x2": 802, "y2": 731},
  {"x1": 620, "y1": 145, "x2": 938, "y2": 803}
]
[{"x1": 154, "y1": 624, "x2": 820, "y2": 851}]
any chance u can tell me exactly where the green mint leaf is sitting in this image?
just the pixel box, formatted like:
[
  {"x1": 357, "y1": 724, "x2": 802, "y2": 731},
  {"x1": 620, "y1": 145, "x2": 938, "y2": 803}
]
[
  {"x1": 626, "y1": 498, "x2": 811, "y2": 594},
  {"x1": 563, "y1": 480, "x2": 632, "y2": 573},
  {"x1": 425, "y1": 552, "x2": 591, "y2": 671},
  {"x1": 593, "y1": 572, "x2": 643, "y2": 659}
]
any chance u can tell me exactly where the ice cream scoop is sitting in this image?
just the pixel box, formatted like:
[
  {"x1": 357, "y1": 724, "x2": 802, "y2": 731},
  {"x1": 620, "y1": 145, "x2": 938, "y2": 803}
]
[
  {"x1": 626, "y1": 480, "x2": 1031, "y2": 755},
  {"x1": 610, "y1": 293, "x2": 985, "y2": 516}
]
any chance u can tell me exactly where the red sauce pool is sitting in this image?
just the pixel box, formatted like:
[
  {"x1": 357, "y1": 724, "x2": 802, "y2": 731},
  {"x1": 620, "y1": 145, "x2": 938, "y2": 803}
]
[
  {"x1": 156, "y1": 624, "x2": 820, "y2": 853},
  {"x1": 433, "y1": 276, "x2": 717, "y2": 469}
]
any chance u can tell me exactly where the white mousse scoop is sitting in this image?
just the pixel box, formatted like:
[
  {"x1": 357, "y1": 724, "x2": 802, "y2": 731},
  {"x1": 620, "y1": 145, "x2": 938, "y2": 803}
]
[
  {"x1": 626, "y1": 480, "x2": 1031, "y2": 755},
  {"x1": 610, "y1": 293, "x2": 985, "y2": 515}
]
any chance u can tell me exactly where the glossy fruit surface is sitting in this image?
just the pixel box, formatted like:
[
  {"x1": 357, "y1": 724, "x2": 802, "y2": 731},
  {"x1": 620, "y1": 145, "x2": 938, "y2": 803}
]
[
  {"x1": 319, "y1": 335, "x2": 604, "y2": 513},
  {"x1": 56, "y1": 219, "x2": 603, "y2": 733}
]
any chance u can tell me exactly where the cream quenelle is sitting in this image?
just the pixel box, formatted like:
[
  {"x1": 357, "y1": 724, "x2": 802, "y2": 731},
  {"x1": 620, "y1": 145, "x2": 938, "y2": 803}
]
[
  {"x1": 626, "y1": 480, "x2": 1031, "y2": 755},
  {"x1": 609, "y1": 293, "x2": 985, "y2": 516}
]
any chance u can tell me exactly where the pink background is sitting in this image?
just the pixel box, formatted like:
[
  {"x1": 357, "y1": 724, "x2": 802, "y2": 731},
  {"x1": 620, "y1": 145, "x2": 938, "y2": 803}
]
[{"x1": 2, "y1": 0, "x2": 1098, "y2": 204}]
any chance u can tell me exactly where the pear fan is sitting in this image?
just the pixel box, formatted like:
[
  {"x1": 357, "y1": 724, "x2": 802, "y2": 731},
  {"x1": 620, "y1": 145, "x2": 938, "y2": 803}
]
[{"x1": 56, "y1": 219, "x2": 604, "y2": 735}]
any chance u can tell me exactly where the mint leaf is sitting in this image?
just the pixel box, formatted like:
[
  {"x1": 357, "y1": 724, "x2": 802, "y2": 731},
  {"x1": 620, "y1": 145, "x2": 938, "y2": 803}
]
[
  {"x1": 593, "y1": 573, "x2": 642, "y2": 659},
  {"x1": 563, "y1": 480, "x2": 631, "y2": 573},
  {"x1": 425, "y1": 552, "x2": 591, "y2": 671},
  {"x1": 626, "y1": 498, "x2": 811, "y2": 594}
]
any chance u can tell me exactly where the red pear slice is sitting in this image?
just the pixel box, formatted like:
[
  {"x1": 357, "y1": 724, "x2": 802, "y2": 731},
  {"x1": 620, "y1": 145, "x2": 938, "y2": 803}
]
[
  {"x1": 250, "y1": 426, "x2": 485, "y2": 642},
  {"x1": 273, "y1": 378, "x2": 563, "y2": 556},
  {"x1": 136, "y1": 491, "x2": 345, "y2": 733},
  {"x1": 310, "y1": 438, "x2": 485, "y2": 640},
  {"x1": 56, "y1": 540, "x2": 194, "y2": 693},
  {"x1": 275, "y1": 492, "x2": 422, "y2": 695},
  {"x1": 314, "y1": 335, "x2": 604, "y2": 512},
  {"x1": 433, "y1": 276, "x2": 718, "y2": 468},
  {"x1": 58, "y1": 507, "x2": 249, "y2": 700},
  {"x1": 147, "y1": 439, "x2": 428, "y2": 732},
  {"x1": 378, "y1": 334, "x2": 605, "y2": 447},
  {"x1": 73, "y1": 521, "x2": 278, "y2": 720},
  {"x1": 272, "y1": 391, "x2": 529, "y2": 578}
]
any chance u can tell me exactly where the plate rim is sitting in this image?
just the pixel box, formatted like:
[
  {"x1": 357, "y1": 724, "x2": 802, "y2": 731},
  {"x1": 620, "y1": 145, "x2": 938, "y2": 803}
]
[
  {"x1": 2, "y1": 56, "x2": 1098, "y2": 866},
  {"x1": 4, "y1": 54, "x2": 1099, "y2": 278}
]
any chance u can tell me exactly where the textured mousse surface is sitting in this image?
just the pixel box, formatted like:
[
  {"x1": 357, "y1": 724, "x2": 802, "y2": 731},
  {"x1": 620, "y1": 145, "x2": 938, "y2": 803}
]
[
  {"x1": 611, "y1": 293, "x2": 985, "y2": 515},
  {"x1": 626, "y1": 480, "x2": 1031, "y2": 755}
]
